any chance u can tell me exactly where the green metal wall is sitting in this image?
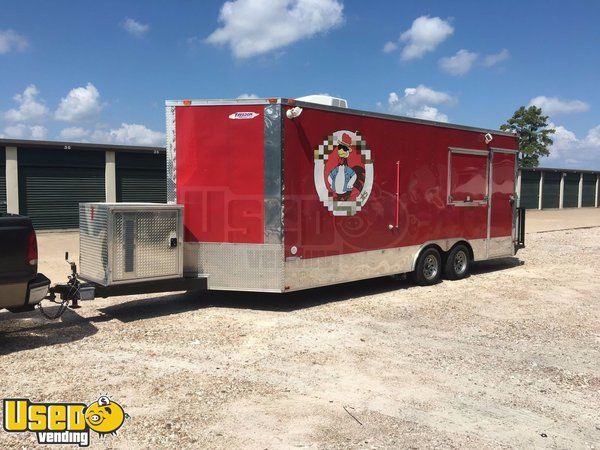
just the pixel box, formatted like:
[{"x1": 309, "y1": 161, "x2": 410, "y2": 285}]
[
  {"x1": 563, "y1": 173, "x2": 580, "y2": 208},
  {"x1": 541, "y1": 172, "x2": 561, "y2": 209},
  {"x1": 18, "y1": 149, "x2": 105, "y2": 229},
  {"x1": 582, "y1": 174, "x2": 597, "y2": 207},
  {"x1": 0, "y1": 148, "x2": 6, "y2": 214},
  {"x1": 116, "y1": 152, "x2": 166, "y2": 203},
  {"x1": 519, "y1": 170, "x2": 540, "y2": 209}
]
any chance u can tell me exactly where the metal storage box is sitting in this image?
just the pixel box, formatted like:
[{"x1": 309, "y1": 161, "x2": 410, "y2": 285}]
[{"x1": 79, "y1": 203, "x2": 183, "y2": 286}]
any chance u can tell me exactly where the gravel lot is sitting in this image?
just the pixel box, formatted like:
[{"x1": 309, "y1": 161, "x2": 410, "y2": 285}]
[{"x1": 1, "y1": 211, "x2": 599, "y2": 449}]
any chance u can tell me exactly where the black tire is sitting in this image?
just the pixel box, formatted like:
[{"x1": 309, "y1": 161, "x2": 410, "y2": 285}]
[
  {"x1": 443, "y1": 244, "x2": 470, "y2": 280},
  {"x1": 411, "y1": 247, "x2": 442, "y2": 286}
]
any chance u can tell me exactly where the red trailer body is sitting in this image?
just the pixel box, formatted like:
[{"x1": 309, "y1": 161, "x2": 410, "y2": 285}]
[{"x1": 166, "y1": 98, "x2": 519, "y2": 292}]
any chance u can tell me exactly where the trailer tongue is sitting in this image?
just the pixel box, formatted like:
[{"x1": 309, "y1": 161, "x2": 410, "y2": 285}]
[{"x1": 42, "y1": 97, "x2": 524, "y2": 317}]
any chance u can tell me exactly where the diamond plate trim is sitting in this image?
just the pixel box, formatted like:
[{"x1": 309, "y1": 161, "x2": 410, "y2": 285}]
[
  {"x1": 166, "y1": 105, "x2": 177, "y2": 203},
  {"x1": 184, "y1": 242, "x2": 284, "y2": 292}
]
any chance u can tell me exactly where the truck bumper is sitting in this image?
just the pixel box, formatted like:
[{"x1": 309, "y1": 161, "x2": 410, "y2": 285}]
[{"x1": 26, "y1": 273, "x2": 50, "y2": 305}]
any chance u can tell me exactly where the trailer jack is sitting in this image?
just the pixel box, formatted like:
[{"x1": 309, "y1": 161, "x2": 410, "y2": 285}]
[{"x1": 40, "y1": 252, "x2": 89, "y2": 319}]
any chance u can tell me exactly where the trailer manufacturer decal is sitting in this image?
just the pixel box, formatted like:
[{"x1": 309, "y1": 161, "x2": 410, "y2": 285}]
[
  {"x1": 228, "y1": 112, "x2": 259, "y2": 120},
  {"x1": 314, "y1": 130, "x2": 374, "y2": 216},
  {"x1": 3, "y1": 396, "x2": 128, "y2": 447}
]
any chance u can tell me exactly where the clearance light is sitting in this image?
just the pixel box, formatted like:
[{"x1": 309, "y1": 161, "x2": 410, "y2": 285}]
[
  {"x1": 268, "y1": 98, "x2": 277, "y2": 104},
  {"x1": 183, "y1": 99, "x2": 192, "y2": 106}
]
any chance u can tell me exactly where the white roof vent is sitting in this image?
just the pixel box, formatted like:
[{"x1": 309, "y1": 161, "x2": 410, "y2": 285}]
[{"x1": 296, "y1": 95, "x2": 348, "y2": 108}]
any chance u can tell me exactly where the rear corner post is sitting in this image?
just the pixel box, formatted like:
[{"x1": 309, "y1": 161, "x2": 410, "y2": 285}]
[{"x1": 5, "y1": 146, "x2": 19, "y2": 214}]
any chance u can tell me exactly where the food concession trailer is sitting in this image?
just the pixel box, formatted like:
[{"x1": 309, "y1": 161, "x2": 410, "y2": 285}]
[{"x1": 48, "y1": 97, "x2": 525, "y2": 307}]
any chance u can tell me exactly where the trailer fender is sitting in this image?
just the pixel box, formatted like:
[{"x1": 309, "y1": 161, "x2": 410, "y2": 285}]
[{"x1": 410, "y1": 239, "x2": 474, "y2": 271}]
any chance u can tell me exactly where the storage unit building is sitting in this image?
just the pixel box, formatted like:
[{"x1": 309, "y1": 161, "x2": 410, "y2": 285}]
[
  {"x1": 541, "y1": 171, "x2": 561, "y2": 209},
  {"x1": 18, "y1": 148, "x2": 106, "y2": 229},
  {"x1": 116, "y1": 152, "x2": 166, "y2": 203},
  {"x1": 1, "y1": 139, "x2": 165, "y2": 229},
  {"x1": 518, "y1": 167, "x2": 600, "y2": 209},
  {"x1": 582, "y1": 174, "x2": 597, "y2": 207},
  {"x1": 519, "y1": 170, "x2": 540, "y2": 209}
]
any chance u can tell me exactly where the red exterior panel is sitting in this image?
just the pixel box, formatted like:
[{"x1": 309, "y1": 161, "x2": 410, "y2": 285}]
[
  {"x1": 490, "y1": 152, "x2": 517, "y2": 238},
  {"x1": 282, "y1": 106, "x2": 517, "y2": 259},
  {"x1": 175, "y1": 105, "x2": 264, "y2": 243}
]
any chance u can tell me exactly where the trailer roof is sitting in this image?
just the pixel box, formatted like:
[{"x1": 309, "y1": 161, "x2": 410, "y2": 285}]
[{"x1": 165, "y1": 98, "x2": 516, "y2": 138}]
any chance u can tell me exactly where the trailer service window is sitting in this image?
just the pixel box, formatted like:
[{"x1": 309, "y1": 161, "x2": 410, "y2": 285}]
[{"x1": 449, "y1": 151, "x2": 488, "y2": 204}]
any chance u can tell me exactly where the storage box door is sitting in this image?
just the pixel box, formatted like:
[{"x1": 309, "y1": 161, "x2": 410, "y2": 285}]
[
  {"x1": 448, "y1": 150, "x2": 488, "y2": 205},
  {"x1": 113, "y1": 211, "x2": 181, "y2": 282},
  {"x1": 488, "y1": 150, "x2": 517, "y2": 257}
]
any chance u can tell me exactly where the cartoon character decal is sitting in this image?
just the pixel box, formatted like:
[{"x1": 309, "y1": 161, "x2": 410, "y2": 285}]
[
  {"x1": 84, "y1": 396, "x2": 126, "y2": 435},
  {"x1": 314, "y1": 130, "x2": 374, "y2": 216}
]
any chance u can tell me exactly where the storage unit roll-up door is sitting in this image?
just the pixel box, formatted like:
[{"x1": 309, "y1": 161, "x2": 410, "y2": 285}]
[
  {"x1": 582, "y1": 174, "x2": 596, "y2": 207},
  {"x1": 542, "y1": 172, "x2": 561, "y2": 209},
  {"x1": 563, "y1": 173, "x2": 579, "y2": 208},
  {"x1": 519, "y1": 170, "x2": 540, "y2": 209},
  {"x1": 19, "y1": 149, "x2": 105, "y2": 229},
  {"x1": 0, "y1": 148, "x2": 6, "y2": 214},
  {"x1": 116, "y1": 152, "x2": 166, "y2": 203}
]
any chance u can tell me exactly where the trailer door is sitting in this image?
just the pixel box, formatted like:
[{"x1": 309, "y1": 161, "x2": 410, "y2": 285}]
[{"x1": 488, "y1": 149, "x2": 517, "y2": 258}]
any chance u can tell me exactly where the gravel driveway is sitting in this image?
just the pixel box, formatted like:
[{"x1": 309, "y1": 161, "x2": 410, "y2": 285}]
[{"x1": 1, "y1": 213, "x2": 599, "y2": 448}]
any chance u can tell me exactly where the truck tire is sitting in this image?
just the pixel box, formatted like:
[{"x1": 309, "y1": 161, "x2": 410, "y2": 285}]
[
  {"x1": 411, "y1": 247, "x2": 442, "y2": 286},
  {"x1": 443, "y1": 244, "x2": 470, "y2": 280}
]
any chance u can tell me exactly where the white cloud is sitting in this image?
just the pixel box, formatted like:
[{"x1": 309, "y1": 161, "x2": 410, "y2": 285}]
[
  {"x1": 439, "y1": 49, "x2": 478, "y2": 76},
  {"x1": 206, "y1": 0, "x2": 344, "y2": 58},
  {"x1": 55, "y1": 83, "x2": 102, "y2": 122},
  {"x1": 58, "y1": 127, "x2": 90, "y2": 141},
  {"x1": 398, "y1": 16, "x2": 453, "y2": 61},
  {"x1": 3, "y1": 84, "x2": 49, "y2": 122},
  {"x1": 91, "y1": 123, "x2": 164, "y2": 146},
  {"x1": 528, "y1": 96, "x2": 590, "y2": 116},
  {"x1": 542, "y1": 122, "x2": 600, "y2": 168},
  {"x1": 29, "y1": 125, "x2": 47, "y2": 139},
  {"x1": 387, "y1": 85, "x2": 455, "y2": 122},
  {"x1": 0, "y1": 29, "x2": 28, "y2": 54},
  {"x1": 1, "y1": 123, "x2": 47, "y2": 139},
  {"x1": 382, "y1": 41, "x2": 398, "y2": 53},
  {"x1": 482, "y1": 49, "x2": 509, "y2": 67},
  {"x1": 237, "y1": 93, "x2": 259, "y2": 99},
  {"x1": 122, "y1": 18, "x2": 150, "y2": 37}
]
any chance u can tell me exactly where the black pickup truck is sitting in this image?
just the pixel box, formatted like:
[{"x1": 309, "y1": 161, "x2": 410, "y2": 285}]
[{"x1": 0, "y1": 213, "x2": 50, "y2": 312}]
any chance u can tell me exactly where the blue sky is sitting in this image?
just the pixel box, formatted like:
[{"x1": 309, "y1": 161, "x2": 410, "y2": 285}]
[{"x1": 1, "y1": 0, "x2": 599, "y2": 168}]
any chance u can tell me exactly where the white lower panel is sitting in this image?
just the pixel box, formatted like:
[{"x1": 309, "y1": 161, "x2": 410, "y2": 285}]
[
  {"x1": 487, "y1": 236, "x2": 514, "y2": 258},
  {"x1": 285, "y1": 237, "x2": 491, "y2": 291},
  {"x1": 184, "y1": 237, "x2": 512, "y2": 293},
  {"x1": 285, "y1": 245, "x2": 419, "y2": 291}
]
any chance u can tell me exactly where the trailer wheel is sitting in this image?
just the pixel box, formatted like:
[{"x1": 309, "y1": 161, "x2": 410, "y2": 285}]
[
  {"x1": 411, "y1": 247, "x2": 442, "y2": 286},
  {"x1": 443, "y1": 244, "x2": 470, "y2": 280}
]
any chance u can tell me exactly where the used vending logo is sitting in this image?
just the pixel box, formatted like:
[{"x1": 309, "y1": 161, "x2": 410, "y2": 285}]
[
  {"x1": 314, "y1": 130, "x2": 374, "y2": 216},
  {"x1": 3, "y1": 396, "x2": 128, "y2": 447},
  {"x1": 228, "y1": 111, "x2": 259, "y2": 120}
]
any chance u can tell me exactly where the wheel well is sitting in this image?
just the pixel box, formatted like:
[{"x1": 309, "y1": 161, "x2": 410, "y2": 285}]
[
  {"x1": 412, "y1": 241, "x2": 474, "y2": 271},
  {"x1": 411, "y1": 244, "x2": 444, "y2": 270},
  {"x1": 449, "y1": 241, "x2": 474, "y2": 261}
]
